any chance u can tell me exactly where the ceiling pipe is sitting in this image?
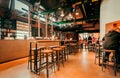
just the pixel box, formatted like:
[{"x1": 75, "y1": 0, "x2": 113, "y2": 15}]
[
  {"x1": 53, "y1": 15, "x2": 99, "y2": 24},
  {"x1": 81, "y1": 4, "x2": 87, "y2": 17}
]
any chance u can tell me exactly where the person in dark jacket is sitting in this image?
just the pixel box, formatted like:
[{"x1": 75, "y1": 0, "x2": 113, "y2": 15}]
[
  {"x1": 103, "y1": 23, "x2": 120, "y2": 63},
  {"x1": 88, "y1": 35, "x2": 92, "y2": 49},
  {"x1": 88, "y1": 35, "x2": 92, "y2": 44}
]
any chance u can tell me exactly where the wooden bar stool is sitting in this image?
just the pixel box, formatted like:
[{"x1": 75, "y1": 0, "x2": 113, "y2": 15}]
[
  {"x1": 69, "y1": 43, "x2": 77, "y2": 54},
  {"x1": 59, "y1": 46, "x2": 67, "y2": 61},
  {"x1": 48, "y1": 45, "x2": 59, "y2": 49},
  {"x1": 102, "y1": 49, "x2": 117, "y2": 76},
  {"x1": 28, "y1": 41, "x2": 39, "y2": 73},
  {"x1": 53, "y1": 47, "x2": 63, "y2": 71},
  {"x1": 38, "y1": 46, "x2": 46, "y2": 57},
  {"x1": 37, "y1": 46, "x2": 46, "y2": 72},
  {"x1": 94, "y1": 44, "x2": 103, "y2": 64},
  {"x1": 41, "y1": 49, "x2": 53, "y2": 78},
  {"x1": 64, "y1": 43, "x2": 70, "y2": 57}
]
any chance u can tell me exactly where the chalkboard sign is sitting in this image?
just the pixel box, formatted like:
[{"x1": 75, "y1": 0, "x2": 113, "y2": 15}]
[{"x1": 2, "y1": 19, "x2": 16, "y2": 30}]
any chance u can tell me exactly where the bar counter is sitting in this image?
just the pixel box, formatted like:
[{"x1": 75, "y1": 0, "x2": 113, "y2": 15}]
[
  {"x1": 0, "y1": 40, "x2": 76, "y2": 63},
  {"x1": 0, "y1": 40, "x2": 29, "y2": 63}
]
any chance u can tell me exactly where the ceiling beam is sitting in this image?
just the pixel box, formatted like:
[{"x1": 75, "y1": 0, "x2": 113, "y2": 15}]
[
  {"x1": 81, "y1": 4, "x2": 87, "y2": 17},
  {"x1": 78, "y1": 29, "x2": 99, "y2": 33}
]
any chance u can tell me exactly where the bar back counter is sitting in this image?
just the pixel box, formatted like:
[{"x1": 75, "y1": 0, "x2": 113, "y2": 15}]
[{"x1": 0, "y1": 40, "x2": 76, "y2": 63}]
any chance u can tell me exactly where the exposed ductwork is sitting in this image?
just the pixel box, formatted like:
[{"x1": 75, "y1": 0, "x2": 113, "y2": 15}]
[{"x1": 0, "y1": 0, "x2": 100, "y2": 33}]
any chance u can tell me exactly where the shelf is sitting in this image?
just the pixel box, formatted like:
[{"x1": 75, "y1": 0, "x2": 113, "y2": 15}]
[
  {"x1": 17, "y1": 21, "x2": 29, "y2": 31},
  {"x1": 16, "y1": 21, "x2": 30, "y2": 39}
]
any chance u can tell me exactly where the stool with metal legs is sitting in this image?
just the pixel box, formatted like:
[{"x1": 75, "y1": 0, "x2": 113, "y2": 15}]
[
  {"x1": 28, "y1": 41, "x2": 39, "y2": 73},
  {"x1": 53, "y1": 47, "x2": 63, "y2": 71},
  {"x1": 94, "y1": 45, "x2": 103, "y2": 64},
  {"x1": 70, "y1": 43, "x2": 77, "y2": 55},
  {"x1": 59, "y1": 46, "x2": 67, "y2": 62},
  {"x1": 37, "y1": 46, "x2": 46, "y2": 73},
  {"x1": 64, "y1": 43, "x2": 70, "y2": 59},
  {"x1": 48, "y1": 45, "x2": 59, "y2": 70},
  {"x1": 41, "y1": 49, "x2": 53, "y2": 78},
  {"x1": 102, "y1": 49, "x2": 117, "y2": 76}
]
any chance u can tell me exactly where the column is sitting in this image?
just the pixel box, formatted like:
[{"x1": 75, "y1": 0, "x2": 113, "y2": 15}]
[
  {"x1": 38, "y1": 15, "x2": 40, "y2": 37},
  {"x1": 46, "y1": 14, "x2": 48, "y2": 37},
  {"x1": 28, "y1": 11, "x2": 31, "y2": 38}
]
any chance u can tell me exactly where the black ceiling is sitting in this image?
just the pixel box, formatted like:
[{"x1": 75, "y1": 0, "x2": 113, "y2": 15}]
[
  {"x1": 0, "y1": 0, "x2": 101, "y2": 33},
  {"x1": 26, "y1": 0, "x2": 101, "y2": 33},
  {"x1": 26, "y1": 0, "x2": 100, "y2": 17}
]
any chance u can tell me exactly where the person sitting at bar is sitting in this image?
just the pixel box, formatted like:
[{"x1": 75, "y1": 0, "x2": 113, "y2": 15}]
[{"x1": 103, "y1": 23, "x2": 120, "y2": 63}]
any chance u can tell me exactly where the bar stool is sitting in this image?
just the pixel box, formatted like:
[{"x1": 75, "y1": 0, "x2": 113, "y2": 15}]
[
  {"x1": 28, "y1": 42, "x2": 46, "y2": 74},
  {"x1": 37, "y1": 46, "x2": 46, "y2": 72},
  {"x1": 102, "y1": 49, "x2": 117, "y2": 76},
  {"x1": 41, "y1": 49, "x2": 53, "y2": 78},
  {"x1": 94, "y1": 44, "x2": 103, "y2": 64},
  {"x1": 53, "y1": 47, "x2": 63, "y2": 71},
  {"x1": 48, "y1": 45, "x2": 59, "y2": 70},
  {"x1": 88, "y1": 43, "x2": 94, "y2": 51},
  {"x1": 48, "y1": 45, "x2": 59, "y2": 49},
  {"x1": 38, "y1": 45, "x2": 46, "y2": 55},
  {"x1": 64, "y1": 43, "x2": 70, "y2": 57},
  {"x1": 59, "y1": 46, "x2": 67, "y2": 61},
  {"x1": 69, "y1": 43, "x2": 77, "y2": 54},
  {"x1": 28, "y1": 41, "x2": 39, "y2": 73}
]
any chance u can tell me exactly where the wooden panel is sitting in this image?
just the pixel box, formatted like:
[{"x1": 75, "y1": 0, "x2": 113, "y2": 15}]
[
  {"x1": 0, "y1": 40, "x2": 30, "y2": 63},
  {"x1": 0, "y1": 40, "x2": 77, "y2": 63},
  {"x1": 0, "y1": 40, "x2": 61, "y2": 63}
]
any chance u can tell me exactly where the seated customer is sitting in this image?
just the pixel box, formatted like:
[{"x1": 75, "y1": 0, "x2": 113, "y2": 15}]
[{"x1": 103, "y1": 23, "x2": 120, "y2": 63}]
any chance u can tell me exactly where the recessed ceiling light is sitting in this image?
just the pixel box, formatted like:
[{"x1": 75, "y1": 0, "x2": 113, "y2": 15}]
[
  {"x1": 58, "y1": 7, "x2": 61, "y2": 10},
  {"x1": 61, "y1": 13, "x2": 64, "y2": 17},
  {"x1": 89, "y1": 3, "x2": 92, "y2": 5},
  {"x1": 61, "y1": 10, "x2": 64, "y2": 17},
  {"x1": 91, "y1": 13, "x2": 93, "y2": 15},
  {"x1": 76, "y1": 12, "x2": 79, "y2": 15}
]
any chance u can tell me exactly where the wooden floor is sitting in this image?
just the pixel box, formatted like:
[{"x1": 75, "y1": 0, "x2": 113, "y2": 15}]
[{"x1": 0, "y1": 48, "x2": 120, "y2": 78}]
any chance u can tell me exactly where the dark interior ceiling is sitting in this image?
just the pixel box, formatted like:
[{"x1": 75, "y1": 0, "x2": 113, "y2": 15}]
[
  {"x1": 0, "y1": 0, "x2": 101, "y2": 33},
  {"x1": 26, "y1": 0, "x2": 101, "y2": 32}
]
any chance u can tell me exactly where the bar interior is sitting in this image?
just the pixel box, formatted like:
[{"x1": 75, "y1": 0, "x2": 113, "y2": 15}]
[{"x1": 0, "y1": 0, "x2": 120, "y2": 78}]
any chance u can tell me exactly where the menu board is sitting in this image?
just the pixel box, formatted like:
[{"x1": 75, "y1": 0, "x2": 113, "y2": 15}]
[{"x1": 2, "y1": 19, "x2": 16, "y2": 30}]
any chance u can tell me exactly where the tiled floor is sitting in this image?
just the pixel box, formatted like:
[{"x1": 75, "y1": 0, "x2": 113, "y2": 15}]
[{"x1": 0, "y1": 48, "x2": 120, "y2": 78}]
